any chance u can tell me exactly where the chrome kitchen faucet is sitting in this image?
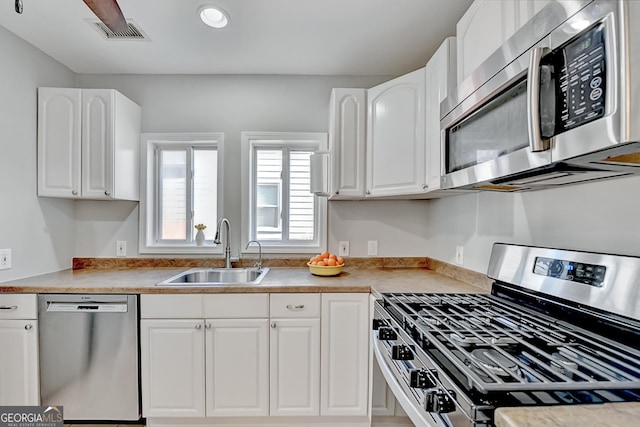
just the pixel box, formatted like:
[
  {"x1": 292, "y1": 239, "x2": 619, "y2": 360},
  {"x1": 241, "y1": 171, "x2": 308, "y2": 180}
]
[{"x1": 213, "y1": 217, "x2": 232, "y2": 268}]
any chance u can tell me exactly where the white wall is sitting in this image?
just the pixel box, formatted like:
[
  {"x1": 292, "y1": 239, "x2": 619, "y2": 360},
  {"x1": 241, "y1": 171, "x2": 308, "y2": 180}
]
[
  {"x1": 0, "y1": 26, "x2": 77, "y2": 281},
  {"x1": 422, "y1": 176, "x2": 640, "y2": 273},
  {"x1": 74, "y1": 74, "x2": 409, "y2": 257}
]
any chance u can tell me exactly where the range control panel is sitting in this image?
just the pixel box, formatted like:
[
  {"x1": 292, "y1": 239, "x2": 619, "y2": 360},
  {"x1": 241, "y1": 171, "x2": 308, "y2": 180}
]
[{"x1": 533, "y1": 257, "x2": 606, "y2": 287}]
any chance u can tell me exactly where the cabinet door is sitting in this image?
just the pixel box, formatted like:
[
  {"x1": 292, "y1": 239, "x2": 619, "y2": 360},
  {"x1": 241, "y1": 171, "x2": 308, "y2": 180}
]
[
  {"x1": 0, "y1": 320, "x2": 39, "y2": 405},
  {"x1": 37, "y1": 87, "x2": 82, "y2": 198},
  {"x1": 205, "y1": 319, "x2": 269, "y2": 416},
  {"x1": 366, "y1": 69, "x2": 426, "y2": 197},
  {"x1": 321, "y1": 293, "x2": 369, "y2": 416},
  {"x1": 329, "y1": 88, "x2": 366, "y2": 199},
  {"x1": 456, "y1": 0, "x2": 518, "y2": 84},
  {"x1": 270, "y1": 318, "x2": 320, "y2": 416},
  {"x1": 140, "y1": 319, "x2": 205, "y2": 418},
  {"x1": 425, "y1": 38, "x2": 456, "y2": 192},
  {"x1": 82, "y1": 89, "x2": 114, "y2": 199}
]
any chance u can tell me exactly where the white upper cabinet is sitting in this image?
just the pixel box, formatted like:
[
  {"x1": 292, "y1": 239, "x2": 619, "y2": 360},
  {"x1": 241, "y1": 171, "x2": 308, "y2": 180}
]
[
  {"x1": 457, "y1": 0, "x2": 552, "y2": 84},
  {"x1": 328, "y1": 88, "x2": 367, "y2": 200},
  {"x1": 366, "y1": 68, "x2": 426, "y2": 197},
  {"x1": 38, "y1": 87, "x2": 141, "y2": 200},
  {"x1": 425, "y1": 37, "x2": 456, "y2": 193}
]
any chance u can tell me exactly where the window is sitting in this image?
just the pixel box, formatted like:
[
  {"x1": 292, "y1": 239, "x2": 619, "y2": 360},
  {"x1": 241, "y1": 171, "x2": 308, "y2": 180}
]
[
  {"x1": 140, "y1": 133, "x2": 224, "y2": 254},
  {"x1": 241, "y1": 132, "x2": 327, "y2": 253}
]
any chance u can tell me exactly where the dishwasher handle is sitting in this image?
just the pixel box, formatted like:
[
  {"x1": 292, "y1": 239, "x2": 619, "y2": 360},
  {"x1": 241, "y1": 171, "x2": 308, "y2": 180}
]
[{"x1": 46, "y1": 301, "x2": 128, "y2": 313}]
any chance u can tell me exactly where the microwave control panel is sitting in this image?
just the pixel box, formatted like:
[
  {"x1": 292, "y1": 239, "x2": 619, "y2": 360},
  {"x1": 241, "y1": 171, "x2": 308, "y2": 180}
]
[
  {"x1": 533, "y1": 256, "x2": 606, "y2": 287},
  {"x1": 545, "y1": 23, "x2": 607, "y2": 136}
]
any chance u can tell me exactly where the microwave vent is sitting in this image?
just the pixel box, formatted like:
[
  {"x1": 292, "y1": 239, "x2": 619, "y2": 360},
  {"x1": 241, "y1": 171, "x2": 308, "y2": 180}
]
[{"x1": 473, "y1": 185, "x2": 522, "y2": 192}]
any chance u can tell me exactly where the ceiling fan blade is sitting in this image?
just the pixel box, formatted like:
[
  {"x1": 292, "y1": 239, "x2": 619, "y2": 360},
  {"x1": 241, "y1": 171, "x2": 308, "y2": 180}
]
[{"x1": 82, "y1": 0, "x2": 128, "y2": 33}]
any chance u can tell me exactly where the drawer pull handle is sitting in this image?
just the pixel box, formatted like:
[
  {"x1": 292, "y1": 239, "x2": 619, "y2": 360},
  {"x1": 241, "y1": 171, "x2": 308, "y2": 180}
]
[
  {"x1": 286, "y1": 304, "x2": 305, "y2": 310},
  {"x1": 25, "y1": 324, "x2": 33, "y2": 330},
  {"x1": 0, "y1": 305, "x2": 18, "y2": 311}
]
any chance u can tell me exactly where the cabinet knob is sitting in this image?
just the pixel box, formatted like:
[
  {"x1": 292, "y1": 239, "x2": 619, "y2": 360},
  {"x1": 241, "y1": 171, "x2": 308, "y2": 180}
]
[
  {"x1": 366, "y1": 190, "x2": 371, "y2": 195},
  {"x1": 24, "y1": 324, "x2": 33, "y2": 330},
  {"x1": 72, "y1": 190, "x2": 78, "y2": 196},
  {"x1": 104, "y1": 191, "x2": 111, "y2": 196},
  {"x1": 271, "y1": 322, "x2": 277, "y2": 329},
  {"x1": 205, "y1": 323, "x2": 212, "y2": 329},
  {"x1": 335, "y1": 191, "x2": 339, "y2": 195},
  {"x1": 195, "y1": 324, "x2": 202, "y2": 330},
  {"x1": 422, "y1": 184, "x2": 428, "y2": 190}
]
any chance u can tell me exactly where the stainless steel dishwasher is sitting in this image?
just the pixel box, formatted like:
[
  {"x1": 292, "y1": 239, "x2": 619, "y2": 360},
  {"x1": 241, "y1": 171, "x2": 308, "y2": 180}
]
[{"x1": 38, "y1": 294, "x2": 140, "y2": 421}]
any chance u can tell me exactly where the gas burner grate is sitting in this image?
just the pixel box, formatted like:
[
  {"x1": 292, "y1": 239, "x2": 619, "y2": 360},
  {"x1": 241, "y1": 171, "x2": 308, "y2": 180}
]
[{"x1": 382, "y1": 292, "x2": 640, "y2": 393}]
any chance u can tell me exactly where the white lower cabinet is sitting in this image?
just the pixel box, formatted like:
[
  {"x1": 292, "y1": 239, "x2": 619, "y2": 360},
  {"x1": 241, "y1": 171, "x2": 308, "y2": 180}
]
[
  {"x1": 321, "y1": 293, "x2": 369, "y2": 416},
  {"x1": 141, "y1": 292, "x2": 369, "y2": 425},
  {"x1": 140, "y1": 294, "x2": 269, "y2": 419},
  {"x1": 140, "y1": 319, "x2": 206, "y2": 417},
  {"x1": 206, "y1": 319, "x2": 269, "y2": 416},
  {"x1": 0, "y1": 294, "x2": 39, "y2": 406},
  {"x1": 270, "y1": 318, "x2": 320, "y2": 415}
]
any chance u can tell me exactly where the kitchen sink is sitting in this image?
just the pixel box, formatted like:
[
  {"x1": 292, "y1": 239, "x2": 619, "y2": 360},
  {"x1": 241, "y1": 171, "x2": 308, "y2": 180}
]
[{"x1": 157, "y1": 267, "x2": 270, "y2": 286}]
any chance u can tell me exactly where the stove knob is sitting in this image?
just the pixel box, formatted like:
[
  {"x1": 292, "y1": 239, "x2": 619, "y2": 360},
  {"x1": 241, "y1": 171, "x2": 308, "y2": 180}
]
[
  {"x1": 424, "y1": 389, "x2": 456, "y2": 413},
  {"x1": 391, "y1": 344, "x2": 414, "y2": 360},
  {"x1": 410, "y1": 369, "x2": 436, "y2": 389},
  {"x1": 378, "y1": 327, "x2": 397, "y2": 341},
  {"x1": 372, "y1": 319, "x2": 386, "y2": 330}
]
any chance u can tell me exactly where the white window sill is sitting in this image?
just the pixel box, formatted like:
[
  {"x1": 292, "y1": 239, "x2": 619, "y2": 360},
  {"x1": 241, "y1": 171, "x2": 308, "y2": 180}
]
[{"x1": 139, "y1": 244, "x2": 224, "y2": 255}]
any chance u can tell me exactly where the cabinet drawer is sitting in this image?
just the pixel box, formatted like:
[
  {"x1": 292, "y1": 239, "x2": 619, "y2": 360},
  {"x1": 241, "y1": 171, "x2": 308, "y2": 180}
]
[
  {"x1": 140, "y1": 294, "x2": 203, "y2": 318},
  {"x1": 0, "y1": 294, "x2": 37, "y2": 319},
  {"x1": 270, "y1": 294, "x2": 320, "y2": 318},
  {"x1": 203, "y1": 294, "x2": 268, "y2": 318}
]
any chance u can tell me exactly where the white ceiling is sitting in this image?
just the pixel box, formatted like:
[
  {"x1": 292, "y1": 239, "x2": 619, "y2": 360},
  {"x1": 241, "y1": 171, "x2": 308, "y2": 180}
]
[{"x1": 0, "y1": 0, "x2": 473, "y2": 76}]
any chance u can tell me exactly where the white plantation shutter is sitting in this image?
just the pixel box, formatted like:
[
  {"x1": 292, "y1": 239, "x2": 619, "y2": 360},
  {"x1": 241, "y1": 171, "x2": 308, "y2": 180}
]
[
  {"x1": 242, "y1": 132, "x2": 327, "y2": 252},
  {"x1": 289, "y1": 151, "x2": 314, "y2": 241}
]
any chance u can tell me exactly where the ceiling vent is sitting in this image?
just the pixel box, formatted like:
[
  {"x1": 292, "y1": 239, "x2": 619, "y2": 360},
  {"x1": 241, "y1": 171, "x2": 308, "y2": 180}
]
[{"x1": 88, "y1": 20, "x2": 149, "y2": 40}]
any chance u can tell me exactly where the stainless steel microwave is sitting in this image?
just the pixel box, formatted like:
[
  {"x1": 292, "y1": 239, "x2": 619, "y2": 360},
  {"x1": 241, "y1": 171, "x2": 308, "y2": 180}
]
[{"x1": 440, "y1": 0, "x2": 640, "y2": 192}]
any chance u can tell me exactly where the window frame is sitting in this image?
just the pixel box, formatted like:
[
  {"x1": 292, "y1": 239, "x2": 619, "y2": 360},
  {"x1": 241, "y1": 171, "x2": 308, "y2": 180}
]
[
  {"x1": 241, "y1": 131, "x2": 327, "y2": 254},
  {"x1": 139, "y1": 132, "x2": 224, "y2": 254}
]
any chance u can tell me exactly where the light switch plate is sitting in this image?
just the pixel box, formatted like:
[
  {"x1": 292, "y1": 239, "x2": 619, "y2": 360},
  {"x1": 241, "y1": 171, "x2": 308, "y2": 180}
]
[
  {"x1": 338, "y1": 241, "x2": 350, "y2": 257},
  {"x1": 0, "y1": 248, "x2": 11, "y2": 270},
  {"x1": 116, "y1": 241, "x2": 127, "y2": 257},
  {"x1": 367, "y1": 240, "x2": 378, "y2": 256}
]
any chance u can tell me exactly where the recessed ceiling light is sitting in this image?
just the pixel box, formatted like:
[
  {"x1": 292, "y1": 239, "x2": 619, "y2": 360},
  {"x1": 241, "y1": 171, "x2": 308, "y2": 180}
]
[{"x1": 199, "y1": 5, "x2": 229, "y2": 29}]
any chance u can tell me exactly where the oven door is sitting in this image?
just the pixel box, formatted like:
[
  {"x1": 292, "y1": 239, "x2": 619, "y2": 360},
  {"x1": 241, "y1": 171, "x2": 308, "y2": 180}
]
[
  {"x1": 372, "y1": 303, "x2": 479, "y2": 427},
  {"x1": 440, "y1": 41, "x2": 551, "y2": 191}
]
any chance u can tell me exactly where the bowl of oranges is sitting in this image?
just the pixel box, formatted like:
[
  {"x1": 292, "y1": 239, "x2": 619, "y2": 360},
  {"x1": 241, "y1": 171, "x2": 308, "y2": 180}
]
[{"x1": 307, "y1": 252, "x2": 345, "y2": 276}]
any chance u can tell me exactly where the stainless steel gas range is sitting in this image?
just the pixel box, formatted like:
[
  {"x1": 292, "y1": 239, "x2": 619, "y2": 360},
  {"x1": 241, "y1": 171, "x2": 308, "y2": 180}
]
[{"x1": 372, "y1": 243, "x2": 640, "y2": 426}]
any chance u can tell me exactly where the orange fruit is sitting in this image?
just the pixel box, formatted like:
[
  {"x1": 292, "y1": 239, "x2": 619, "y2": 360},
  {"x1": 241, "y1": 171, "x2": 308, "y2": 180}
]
[
  {"x1": 317, "y1": 261, "x2": 326, "y2": 266},
  {"x1": 329, "y1": 254, "x2": 337, "y2": 260},
  {"x1": 321, "y1": 251, "x2": 330, "y2": 258},
  {"x1": 310, "y1": 261, "x2": 317, "y2": 266},
  {"x1": 326, "y1": 259, "x2": 337, "y2": 266},
  {"x1": 336, "y1": 256, "x2": 344, "y2": 265}
]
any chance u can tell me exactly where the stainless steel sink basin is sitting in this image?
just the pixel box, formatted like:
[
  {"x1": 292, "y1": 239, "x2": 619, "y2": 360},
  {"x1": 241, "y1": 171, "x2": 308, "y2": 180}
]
[{"x1": 157, "y1": 267, "x2": 270, "y2": 286}]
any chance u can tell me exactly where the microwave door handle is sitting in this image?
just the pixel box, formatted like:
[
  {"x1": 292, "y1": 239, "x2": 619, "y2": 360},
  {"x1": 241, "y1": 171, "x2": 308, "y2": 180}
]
[{"x1": 527, "y1": 47, "x2": 551, "y2": 152}]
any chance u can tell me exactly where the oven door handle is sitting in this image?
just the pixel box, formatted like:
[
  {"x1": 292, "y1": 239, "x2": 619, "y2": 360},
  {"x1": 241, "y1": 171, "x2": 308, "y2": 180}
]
[
  {"x1": 372, "y1": 331, "x2": 436, "y2": 427},
  {"x1": 527, "y1": 46, "x2": 551, "y2": 152}
]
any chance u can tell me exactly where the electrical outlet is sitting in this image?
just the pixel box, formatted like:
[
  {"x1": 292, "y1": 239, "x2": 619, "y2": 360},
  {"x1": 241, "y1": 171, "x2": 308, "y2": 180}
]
[
  {"x1": 0, "y1": 248, "x2": 11, "y2": 270},
  {"x1": 338, "y1": 241, "x2": 350, "y2": 257},
  {"x1": 116, "y1": 241, "x2": 127, "y2": 257},
  {"x1": 455, "y1": 246, "x2": 464, "y2": 265},
  {"x1": 368, "y1": 240, "x2": 378, "y2": 256}
]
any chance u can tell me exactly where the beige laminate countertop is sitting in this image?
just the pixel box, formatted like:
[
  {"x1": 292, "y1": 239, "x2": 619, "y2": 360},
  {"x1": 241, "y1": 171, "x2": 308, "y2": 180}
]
[
  {"x1": 0, "y1": 266, "x2": 488, "y2": 295},
  {"x1": 495, "y1": 402, "x2": 640, "y2": 427}
]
